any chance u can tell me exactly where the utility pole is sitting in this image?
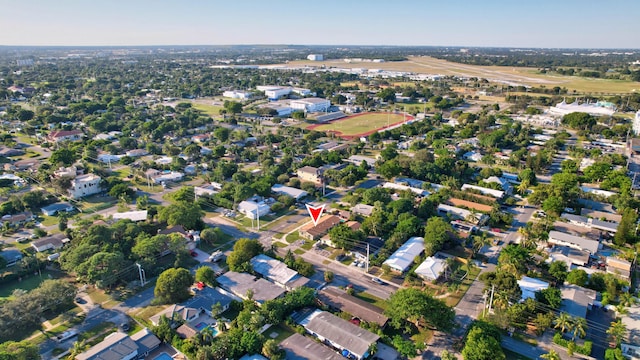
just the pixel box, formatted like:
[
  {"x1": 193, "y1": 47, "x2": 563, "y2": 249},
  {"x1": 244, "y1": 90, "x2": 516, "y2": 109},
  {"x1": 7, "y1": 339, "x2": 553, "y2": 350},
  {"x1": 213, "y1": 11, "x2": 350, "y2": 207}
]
[
  {"x1": 366, "y1": 243, "x2": 370, "y2": 274},
  {"x1": 136, "y1": 263, "x2": 146, "y2": 286},
  {"x1": 488, "y1": 284, "x2": 495, "y2": 314},
  {"x1": 482, "y1": 291, "x2": 488, "y2": 318}
]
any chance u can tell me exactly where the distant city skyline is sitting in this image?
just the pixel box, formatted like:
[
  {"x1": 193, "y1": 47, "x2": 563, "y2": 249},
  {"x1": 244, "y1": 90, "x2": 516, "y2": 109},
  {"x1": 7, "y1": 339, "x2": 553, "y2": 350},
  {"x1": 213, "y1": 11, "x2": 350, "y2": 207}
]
[{"x1": 1, "y1": 0, "x2": 639, "y2": 49}]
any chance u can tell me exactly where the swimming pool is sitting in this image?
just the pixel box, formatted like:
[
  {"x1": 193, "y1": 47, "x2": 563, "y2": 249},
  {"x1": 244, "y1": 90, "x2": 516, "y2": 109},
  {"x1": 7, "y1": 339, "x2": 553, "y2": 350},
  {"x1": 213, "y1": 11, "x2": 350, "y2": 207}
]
[
  {"x1": 193, "y1": 323, "x2": 220, "y2": 336},
  {"x1": 194, "y1": 322, "x2": 207, "y2": 331},
  {"x1": 153, "y1": 353, "x2": 173, "y2": 360}
]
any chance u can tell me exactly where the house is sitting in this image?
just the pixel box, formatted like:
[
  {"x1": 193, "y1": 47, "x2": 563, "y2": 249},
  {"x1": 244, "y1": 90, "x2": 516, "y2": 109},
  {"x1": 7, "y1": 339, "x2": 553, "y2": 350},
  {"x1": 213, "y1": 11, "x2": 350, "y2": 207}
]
[
  {"x1": 216, "y1": 272, "x2": 285, "y2": 305},
  {"x1": 1, "y1": 211, "x2": 33, "y2": 227},
  {"x1": 546, "y1": 246, "x2": 590, "y2": 267},
  {"x1": 249, "y1": 254, "x2": 309, "y2": 290},
  {"x1": 298, "y1": 309, "x2": 379, "y2": 360},
  {"x1": 580, "y1": 208, "x2": 622, "y2": 223},
  {"x1": 485, "y1": 176, "x2": 514, "y2": 195},
  {"x1": 31, "y1": 233, "x2": 68, "y2": 252},
  {"x1": 351, "y1": 203, "x2": 374, "y2": 217},
  {"x1": 47, "y1": 130, "x2": 83, "y2": 143},
  {"x1": 195, "y1": 183, "x2": 222, "y2": 197},
  {"x1": 8, "y1": 158, "x2": 40, "y2": 171},
  {"x1": 517, "y1": 276, "x2": 549, "y2": 301},
  {"x1": 346, "y1": 155, "x2": 377, "y2": 167},
  {"x1": 53, "y1": 166, "x2": 79, "y2": 178},
  {"x1": 75, "y1": 329, "x2": 160, "y2": 360},
  {"x1": 68, "y1": 174, "x2": 102, "y2": 199},
  {"x1": 150, "y1": 286, "x2": 232, "y2": 327},
  {"x1": 382, "y1": 182, "x2": 430, "y2": 196},
  {"x1": 0, "y1": 249, "x2": 23, "y2": 267},
  {"x1": 382, "y1": 236, "x2": 424, "y2": 273},
  {"x1": 606, "y1": 257, "x2": 632, "y2": 280},
  {"x1": 237, "y1": 200, "x2": 271, "y2": 220},
  {"x1": 559, "y1": 284, "x2": 597, "y2": 319},
  {"x1": 125, "y1": 149, "x2": 149, "y2": 157},
  {"x1": 548, "y1": 230, "x2": 600, "y2": 254},
  {"x1": 223, "y1": 90, "x2": 253, "y2": 100},
  {"x1": 317, "y1": 286, "x2": 388, "y2": 327},
  {"x1": 271, "y1": 184, "x2": 308, "y2": 201},
  {"x1": 414, "y1": 256, "x2": 447, "y2": 282},
  {"x1": 0, "y1": 147, "x2": 25, "y2": 157},
  {"x1": 297, "y1": 166, "x2": 323, "y2": 185},
  {"x1": 437, "y1": 204, "x2": 487, "y2": 225},
  {"x1": 461, "y1": 184, "x2": 504, "y2": 199},
  {"x1": 463, "y1": 151, "x2": 482, "y2": 162},
  {"x1": 41, "y1": 202, "x2": 75, "y2": 216},
  {"x1": 299, "y1": 215, "x2": 341, "y2": 240},
  {"x1": 621, "y1": 304, "x2": 640, "y2": 359},
  {"x1": 112, "y1": 210, "x2": 148, "y2": 222},
  {"x1": 280, "y1": 333, "x2": 343, "y2": 360}
]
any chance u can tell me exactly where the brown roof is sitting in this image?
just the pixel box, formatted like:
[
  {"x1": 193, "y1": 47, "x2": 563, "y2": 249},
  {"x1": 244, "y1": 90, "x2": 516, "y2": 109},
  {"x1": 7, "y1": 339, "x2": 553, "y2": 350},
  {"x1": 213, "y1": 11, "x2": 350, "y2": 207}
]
[
  {"x1": 446, "y1": 198, "x2": 493, "y2": 213},
  {"x1": 300, "y1": 215, "x2": 341, "y2": 238},
  {"x1": 345, "y1": 221, "x2": 361, "y2": 231},
  {"x1": 159, "y1": 225, "x2": 188, "y2": 236},
  {"x1": 317, "y1": 286, "x2": 388, "y2": 327},
  {"x1": 176, "y1": 324, "x2": 198, "y2": 339}
]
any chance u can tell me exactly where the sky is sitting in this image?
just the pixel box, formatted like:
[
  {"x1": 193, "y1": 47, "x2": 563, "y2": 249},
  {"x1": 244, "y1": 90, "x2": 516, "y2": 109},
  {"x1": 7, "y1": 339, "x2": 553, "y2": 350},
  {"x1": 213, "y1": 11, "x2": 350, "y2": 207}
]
[{"x1": 1, "y1": 0, "x2": 639, "y2": 48}]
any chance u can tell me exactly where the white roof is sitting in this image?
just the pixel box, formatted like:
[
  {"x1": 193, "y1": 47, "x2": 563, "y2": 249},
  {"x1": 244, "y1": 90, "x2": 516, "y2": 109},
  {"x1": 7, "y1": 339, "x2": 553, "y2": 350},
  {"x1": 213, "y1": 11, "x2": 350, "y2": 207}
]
[
  {"x1": 112, "y1": 210, "x2": 148, "y2": 222},
  {"x1": 461, "y1": 184, "x2": 504, "y2": 198},
  {"x1": 271, "y1": 184, "x2": 308, "y2": 199},
  {"x1": 250, "y1": 254, "x2": 298, "y2": 285},
  {"x1": 415, "y1": 256, "x2": 446, "y2": 280},
  {"x1": 382, "y1": 182, "x2": 430, "y2": 196},
  {"x1": 517, "y1": 276, "x2": 549, "y2": 301},
  {"x1": 548, "y1": 230, "x2": 600, "y2": 254},
  {"x1": 383, "y1": 237, "x2": 424, "y2": 272}
]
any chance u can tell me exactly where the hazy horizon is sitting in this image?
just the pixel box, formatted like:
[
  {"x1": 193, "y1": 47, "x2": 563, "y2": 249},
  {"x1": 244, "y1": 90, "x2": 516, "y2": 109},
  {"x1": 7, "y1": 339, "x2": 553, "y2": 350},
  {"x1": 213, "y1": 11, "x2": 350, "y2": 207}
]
[{"x1": 1, "y1": 0, "x2": 639, "y2": 49}]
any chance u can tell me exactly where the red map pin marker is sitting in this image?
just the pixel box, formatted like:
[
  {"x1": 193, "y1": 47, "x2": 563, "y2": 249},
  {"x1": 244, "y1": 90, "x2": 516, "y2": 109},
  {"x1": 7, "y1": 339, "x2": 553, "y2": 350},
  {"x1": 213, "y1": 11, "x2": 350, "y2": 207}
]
[{"x1": 305, "y1": 204, "x2": 325, "y2": 226}]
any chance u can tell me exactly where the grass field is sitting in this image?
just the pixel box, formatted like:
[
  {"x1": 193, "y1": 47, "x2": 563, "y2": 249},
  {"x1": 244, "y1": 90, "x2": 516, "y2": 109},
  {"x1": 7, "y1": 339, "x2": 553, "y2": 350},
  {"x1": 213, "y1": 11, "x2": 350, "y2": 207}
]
[
  {"x1": 290, "y1": 56, "x2": 640, "y2": 94},
  {"x1": 192, "y1": 103, "x2": 225, "y2": 117},
  {"x1": 0, "y1": 270, "x2": 62, "y2": 300},
  {"x1": 308, "y1": 112, "x2": 412, "y2": 139}
]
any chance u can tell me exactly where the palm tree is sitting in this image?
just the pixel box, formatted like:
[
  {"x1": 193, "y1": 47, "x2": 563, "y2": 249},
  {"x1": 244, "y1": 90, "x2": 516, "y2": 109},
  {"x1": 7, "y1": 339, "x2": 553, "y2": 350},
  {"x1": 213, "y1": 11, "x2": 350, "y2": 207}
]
[
  {"x1": 540, "y1": 349, "x2": 561, "y2": 360},
  {"x1": 472, "y1": 233, "x2": 492, "y2": 256},
  {"x1": 607, "y1": 320, "x2": 627, "y2": 347},
  {"x1": 554, "y1": 312, "x2": 572, "y2": 334},
  {"x1": 517, "y1": 179, "x2": 530, "y2": 195},
  {"x1": 619, "y1": 292, "x2": 638, "y2": 307},
  {"x1": 67, "y1": 340, "x2": 89, "y2": 360},
  {"x1": 492, "y1": 291, "x2": 511, "y2": 310},
  {"x1": 571, "y1": 317, "x2": 587, "y2": 341}
]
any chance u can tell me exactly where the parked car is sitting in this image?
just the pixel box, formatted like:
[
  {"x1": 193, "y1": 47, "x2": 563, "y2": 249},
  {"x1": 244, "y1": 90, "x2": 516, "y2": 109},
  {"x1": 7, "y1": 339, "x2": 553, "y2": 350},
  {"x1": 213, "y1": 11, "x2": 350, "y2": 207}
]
[
  {"x1": 371, "y1": 277, "x2": 385, "y2": 285},
  {"x1": 190, "y1": 251, "x2": 198, "y2": 257}
]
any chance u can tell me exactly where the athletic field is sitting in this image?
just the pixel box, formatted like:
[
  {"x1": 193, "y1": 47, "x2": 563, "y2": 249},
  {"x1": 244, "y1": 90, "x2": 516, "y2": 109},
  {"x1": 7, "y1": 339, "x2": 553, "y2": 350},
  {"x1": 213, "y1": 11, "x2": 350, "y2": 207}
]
[{"x1": 307, "y1": 112, "x2": 414, "y2": 139}]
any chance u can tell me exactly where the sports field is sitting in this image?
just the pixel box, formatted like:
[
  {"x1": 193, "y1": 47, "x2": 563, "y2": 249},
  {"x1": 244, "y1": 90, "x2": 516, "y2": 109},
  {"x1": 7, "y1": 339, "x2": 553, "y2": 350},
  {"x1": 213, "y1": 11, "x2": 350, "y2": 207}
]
[
  {"x1": 307, "y1": 112, "x2": 413, "y2": 139},
  {"x1": 290, "y1": 56, "x2": 640, "y2": 94}
]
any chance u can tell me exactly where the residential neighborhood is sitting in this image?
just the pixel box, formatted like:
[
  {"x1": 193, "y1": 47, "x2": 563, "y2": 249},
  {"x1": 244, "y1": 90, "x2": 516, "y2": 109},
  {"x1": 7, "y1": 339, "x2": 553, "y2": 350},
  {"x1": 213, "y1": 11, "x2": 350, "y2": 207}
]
[{"x1": 1, "y1": 26, "x2": 640, "y2": 360}]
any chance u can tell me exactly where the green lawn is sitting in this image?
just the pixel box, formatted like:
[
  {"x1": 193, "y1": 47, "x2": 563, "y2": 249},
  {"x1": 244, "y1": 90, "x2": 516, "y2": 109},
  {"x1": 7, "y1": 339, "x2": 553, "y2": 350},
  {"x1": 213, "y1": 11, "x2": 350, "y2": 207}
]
[
  {"x1": 0, "y1": 270, "x2": 62, "y2": 299},
  {"x1": 354, "y1": 292, "x2": 388, "y2": 311},
  {"x1": 273, "y1": 241, "x2": 287, "y2": 248},
  {"x1": 293, "y1": 249, "x2": 305, "y2": 255},
  {"x1": 266, "y1": 324, "x2": 296, "y2": 343},
  {"x1": 285, "y1": 231, "x2": 301, "y2": 244},
  {"x1": 309, "y1": 112, "x2": 408, "y2": 136},
  {"x1": 86, "y1": 287, "x2": 112, "y2": 305},
  {"x1": 300, "y1": 240, "x2": 315, "y2": 250}
]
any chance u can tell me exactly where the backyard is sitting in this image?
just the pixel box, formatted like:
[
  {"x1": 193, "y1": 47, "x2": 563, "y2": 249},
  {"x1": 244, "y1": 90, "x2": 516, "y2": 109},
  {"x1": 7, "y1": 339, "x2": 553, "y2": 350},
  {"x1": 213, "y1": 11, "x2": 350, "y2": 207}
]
[{"x1": 307, "y1": 112, "x2": 413, "y2": 139}]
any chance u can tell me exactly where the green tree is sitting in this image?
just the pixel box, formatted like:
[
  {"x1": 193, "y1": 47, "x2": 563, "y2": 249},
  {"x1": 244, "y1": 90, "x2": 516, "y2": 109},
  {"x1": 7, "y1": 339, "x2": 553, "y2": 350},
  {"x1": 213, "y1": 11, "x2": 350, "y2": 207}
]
[
  {"x1": 554, "y1": 312, "x2": 572, "y2": 334},
  {"x1": 566, "y1": 269, "x2": 588, "y2": 287},
  {"x1": 262, "y1": 339, "x2": 284, "y2": 360},
  {"x1": 542, "y1": 196, "x2": 564, "y2": 216},
  {"x1": 571, "y1": 316, "x2": 587, "y2": 341},
  {"x1": 82, "y1": 252, "x2": 127, "y2": 288},
  {"x1": 535, "y1": 288, "x2": 562, "y2": 309},
  {"x1": 606, "y1": 320, "x2": 627, "y2": 347},
  {"x1": 154, "y1": 268, "x2": 194, "y2": 304},
  {"x1": 423, "y1": 217, "x2": 452, "y2": 256},
  {"x1": 548, "y1": 261, "x2": 568, "y2": 284},
  {"x1": 157, "y1": 203, "x2": 204, "y2": 230},
  {"x1": 605, "y1": 348, "x2": 626, "y2": 360},
  {"x1": 385, "y1": 288, "x2": 455, "y2": 332},
  {"x1": 541, "y1": 349, "x2": 561, "y2": 360},
  {"x1": 195, "y1": 266, "x2": 216, "y2": 287},
  {"x1": 614, "y1": 208, "x2": 637, "y2": 246},
  {"x1": 0, "y1": 340, "x2": 41, "y2": 360},
  {"x1": 49, "y1": 148, "x2": 77, "y2": 166},
  {"x1": 462, "y1": 327, "x2": 506, "y2": 360},
  {"x1": 214, "y1": 127, "x2": 230, "y2": 142},
  {"x1": 226, "y1": 238, "x2": 263, "y2": 272}
]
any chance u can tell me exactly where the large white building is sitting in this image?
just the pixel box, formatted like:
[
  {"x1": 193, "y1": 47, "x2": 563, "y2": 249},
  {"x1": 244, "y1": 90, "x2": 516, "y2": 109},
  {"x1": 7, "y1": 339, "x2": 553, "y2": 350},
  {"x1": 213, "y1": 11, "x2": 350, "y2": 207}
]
[
  {"x1": 238, "y1": 200, "x2": 271, "y2": 219},
  {"x1": 307, "y1": 54, "x2": 324, "y2": 61},
  {"x1": 223, "y1": 90, "x2": 253, "y2": 100},
  {"x1": 548, "y1": 230, "x2": 600, "y2": 254},
  {"x1": 257, "y1": 86, "x2": 292, "y2": 100},
  {"x1": 549, "y1": 100, "x2": 615, "y2": 117},
  {"x1": 68, "y1": 174, "x2": 101, "y2": 199},
  {"x1": 633, "y1": 110, "x2": 640, "y2": 136},
  {"x1": 290, "y1": 97, "x2": 331, "y2": 113}
]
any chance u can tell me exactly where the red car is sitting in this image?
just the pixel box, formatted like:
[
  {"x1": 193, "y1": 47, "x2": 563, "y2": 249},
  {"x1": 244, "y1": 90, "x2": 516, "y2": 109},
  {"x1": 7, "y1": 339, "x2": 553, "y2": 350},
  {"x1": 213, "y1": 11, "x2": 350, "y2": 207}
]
[{"x1": 190, "y1": 251, "x2": 198, "y2": 257}]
